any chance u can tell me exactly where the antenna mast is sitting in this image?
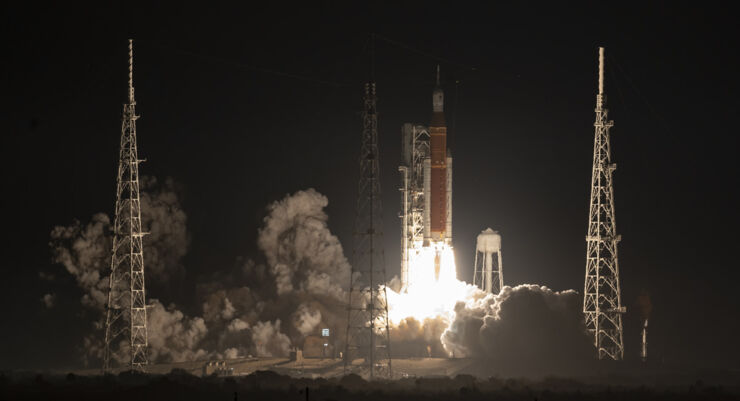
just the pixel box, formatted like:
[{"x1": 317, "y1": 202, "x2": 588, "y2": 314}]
[
  {"x1": 583, "y1": 46, "x2": 625, "y2": 360},
  {"x1": 103, "y1": 39, "x2": 149, "y2": 372},
  {"x1": 345, "y1": 78, "x2": 392, "y2": 379}
]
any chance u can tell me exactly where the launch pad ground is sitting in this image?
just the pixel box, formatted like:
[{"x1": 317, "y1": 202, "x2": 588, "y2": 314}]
[
  {"x1": 72, "y1": 357, "x2": 477, "y2": 378},
  {"x1": 66, "y1": 357, "x2": 740, "y2": 391}
]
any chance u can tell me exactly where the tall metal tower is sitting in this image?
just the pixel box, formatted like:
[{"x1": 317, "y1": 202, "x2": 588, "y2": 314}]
[
  {"x1": 473, "y1": 228, "x2": 503, "y2": 294},
  {"x1": 399, "y1": 123, "x2": 430, "y2": 292},
  {"x1": 103, "y1": 39, "x2": 149, "y2": 372},
  {"x1": 583, "y1": 47, "x2": 625, "y2": 361},
  {"x1": 344, "y1": 82, "x2": 392, "y2": 379}
]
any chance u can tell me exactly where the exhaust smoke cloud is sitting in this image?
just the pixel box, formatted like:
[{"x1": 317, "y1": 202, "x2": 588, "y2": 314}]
[
  {"x1": 49, "y1": 185, "x2": 350, "y2": 365},
  {"x1": 49, "y1": 184, "x2": 592, "y2": 375}
]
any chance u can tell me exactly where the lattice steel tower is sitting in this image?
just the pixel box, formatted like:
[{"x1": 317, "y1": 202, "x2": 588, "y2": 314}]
[
  {"x1": 103, "y1": 39, "x2": 149, "y2": 372},
  {"x1": 583, "y1": 47, "x2": 625, "y2": 360},
  {"x1": 344, "y1": 82, "x2": 392, "y2": 379}
]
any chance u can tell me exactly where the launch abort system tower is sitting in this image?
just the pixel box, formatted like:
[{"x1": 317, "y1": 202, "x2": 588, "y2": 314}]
[
  {"x1": 345, "y1": 82, "x2": 392, "y2": 380},
  {"x1": 583, "y1": 47, "x2": 625, "y2": 361},
  {"x1": 103, "y1": 39, "x2": 149, "y2": 372}
]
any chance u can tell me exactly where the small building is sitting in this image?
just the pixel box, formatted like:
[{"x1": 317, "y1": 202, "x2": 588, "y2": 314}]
[{"x1": 202, "y1": 360, "x2": 234, "y2": 377}]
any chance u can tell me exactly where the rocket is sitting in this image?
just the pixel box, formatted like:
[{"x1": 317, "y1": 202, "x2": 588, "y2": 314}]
[
  {"x1": 398, "y1": 66, "x2": 454, "y2": 290},
  {"x1": 427, "y1": 65, "x2": 452, "y2": 243},
  {"x1": 425, "y1": 66, "x2": 453, "y2": 280}
]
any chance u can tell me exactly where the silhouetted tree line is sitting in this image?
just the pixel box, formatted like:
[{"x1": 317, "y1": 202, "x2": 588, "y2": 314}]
[{"x1": 0, "y1": 369, "x2": 738, "y2": 401}]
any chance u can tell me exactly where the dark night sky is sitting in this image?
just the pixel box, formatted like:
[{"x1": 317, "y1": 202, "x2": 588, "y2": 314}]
[{"x1": 2, "y1": 2, "x2": 738, "y2": 371}]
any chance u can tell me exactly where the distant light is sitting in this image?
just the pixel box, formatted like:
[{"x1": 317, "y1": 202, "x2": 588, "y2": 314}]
[{"x1": 321, "y1": 328, "x2": 330, "y2": 337}]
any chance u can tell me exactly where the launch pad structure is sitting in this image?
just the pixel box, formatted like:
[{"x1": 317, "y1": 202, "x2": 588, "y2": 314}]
[
  {"x1": 583, "y1": 47, "x2": 626, "y2": 360},
  {"x1": 91, "y1": 41, "x2": 631, "y2": 374},
  {"x1": 399, "y1": 67, "x2": 453, "y2": 292}
]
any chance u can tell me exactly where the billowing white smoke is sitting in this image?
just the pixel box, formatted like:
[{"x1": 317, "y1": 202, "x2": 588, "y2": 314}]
[
  {"x1": 258, "y1": 189, "x2": 350, "y2": 300},
  {"x1": 49, "y1": 181, "x2": 593, "y2": 374},
  {"x1": 441, "y1": 284, "x2": 594, "y2": 376},
  {"x1": 251, "y1": 320, "x2": 292, "y2": 357},
  {"x1": 48, "y1": 177, "x2": 205, "y2": 365},
  {"x1": 293, "y1": 303, "x2": 322, "y2": 336},
  {"x1": 390, "y1": 316, "x2": 449, "y2": 357},
  {"x1": 138, "y1": 177, "x2": 189, "y2": 281},
  {"x1": 49, "y1": 185, "x2": 350, "y2": 364},
  {"x1": 192, "y1": 189, "x2": 351, "y2": 358},
  {"x1": 49, "y1": 212, "x2": 111, "y2": 309},
  {"x1": 146, "y1": 300, "x2": 209, "y2": 362},
  {"x1": 48, "y1": 177, "x2": 190, "y2": 310}
]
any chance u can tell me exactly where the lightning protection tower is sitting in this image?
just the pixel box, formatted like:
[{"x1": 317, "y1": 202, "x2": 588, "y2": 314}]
[
  {"x1": 345, "y1": 81, "x2": 392, "y2": 380},
  {"x1": 473, "y1": 228, "x2": 503, "y2": 294},
  {"x1": 583, "y1": 47, "x2": 625, "y2": 361},
  {"x1": 103, "y1": 39, "x2": 149, "y2": 372}
]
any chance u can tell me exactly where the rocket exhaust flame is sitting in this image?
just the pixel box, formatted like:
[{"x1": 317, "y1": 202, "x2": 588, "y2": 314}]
[{"x1": 387, "y1": 244, "x2": 478, "y2": 326}]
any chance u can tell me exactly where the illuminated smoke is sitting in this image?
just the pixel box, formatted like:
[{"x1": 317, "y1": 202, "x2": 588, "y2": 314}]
[
  {"x1": 146, "y1": 300, "x2": 210, "y2": 362},
  {"x1": 388, "y1": 245, "x2": 481, "y2": 324},
  {"x1": 49, "y1": 186, "x2": 350, "y2": 364},
  {"x1": 257, "y1": 188, "x2": 350, "y2": 299},
  {"x1": 386, "y1": 246, "x2": 592, "y2": 371},
  {"x1": 293, "y1": 303, "x2": 323, "y2": 336},
  {"x1": 49, "y1": 177, "x2": 198, "y2": 365},
  {"x1": 49, "y1": 177, "x2": 189, "y2": 310},
  {"x1": 441, "y1": 285, "x2": 594, "y2": 375},
  {"x1": 138, "y1": 177, "x2": 189, "y2": 281},
  {"x1": 390, "y1": 316, "x2": 449, "y2": 357},
  {"x1": 50, "y1": 184, "x2": 593, "y2": 373},
  {"x1": 49, "y1": 212, "x2": 111, "y2": 310},
  {"x1": 251, "y1": 320, "x2": 291, "y2": 357},
  {"x1": 385, "y1": 243, "x2": 484, "y2": 357}
]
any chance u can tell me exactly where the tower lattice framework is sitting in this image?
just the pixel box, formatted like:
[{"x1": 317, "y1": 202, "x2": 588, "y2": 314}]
[
  {"x1": 103, "y1": 39, "x2": 149, "y2": 372},
  {"x1": 345, "y1": 82, "x2": 392, "y2": 379},
  {"x1": 583, "y1": 47, "x2": 625, "y2": 360}
]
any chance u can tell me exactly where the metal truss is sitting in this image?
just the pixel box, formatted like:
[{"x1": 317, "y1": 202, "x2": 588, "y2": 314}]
[
  {"x1": 345, "y1": 82, "x2": 392, "y2": 380},
  {"x1": 583, "y1": 47, "x2": 625, "y2": 361},
  {"x1": 103, "y1": 39, "x2": 149, "y2": 372},
  {"x1": 399, "y1": 124, "x2": 430, "y2": 291}
]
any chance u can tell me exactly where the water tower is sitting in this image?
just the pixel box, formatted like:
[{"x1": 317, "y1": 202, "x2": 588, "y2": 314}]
[{"x1": 473, "y1": 228, "x2": 504, "y2": 294}]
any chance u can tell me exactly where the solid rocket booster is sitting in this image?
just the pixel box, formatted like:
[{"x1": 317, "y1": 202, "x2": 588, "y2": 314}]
[{"x1": 429, "y1": 66, "x2": 448, "y2": 240}]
